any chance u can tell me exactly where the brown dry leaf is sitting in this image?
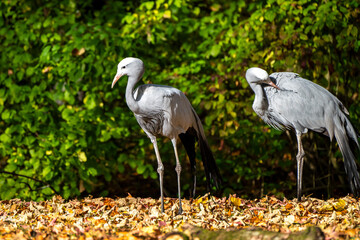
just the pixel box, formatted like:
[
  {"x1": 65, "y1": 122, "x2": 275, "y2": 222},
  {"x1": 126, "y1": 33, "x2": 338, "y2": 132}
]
[{"x1": 72, "y1": 47, "x2": 86, "y2": 56}]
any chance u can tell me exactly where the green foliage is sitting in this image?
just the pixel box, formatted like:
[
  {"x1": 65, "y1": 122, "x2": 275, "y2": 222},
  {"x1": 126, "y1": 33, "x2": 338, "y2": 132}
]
[{"x1": 0, "y1": 0, "x2": 359, "y2": 200}]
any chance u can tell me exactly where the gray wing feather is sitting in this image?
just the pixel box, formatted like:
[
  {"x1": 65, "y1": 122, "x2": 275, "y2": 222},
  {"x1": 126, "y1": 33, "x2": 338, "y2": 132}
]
[
  {"x1": 133, "y1": 84, "x2": 195, "y2": 139},
  {"x1": 264, "y1": 72, "x2": 347, "y2": 138}
]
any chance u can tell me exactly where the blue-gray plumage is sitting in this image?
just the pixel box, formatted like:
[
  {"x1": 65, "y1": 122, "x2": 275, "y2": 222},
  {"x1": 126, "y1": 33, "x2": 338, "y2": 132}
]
[
  {"x1": 111, "y1": 57, "x2": 221, "y2": 214},
  {"x1": 246, "y1": 67, "x2": 360, "y2": 201}
]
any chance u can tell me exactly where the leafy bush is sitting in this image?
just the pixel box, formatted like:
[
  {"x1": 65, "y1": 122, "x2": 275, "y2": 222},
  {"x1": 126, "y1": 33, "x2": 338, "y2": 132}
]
[{"x1": 1, "y1": 0, "x2": 359, "y2": 200}]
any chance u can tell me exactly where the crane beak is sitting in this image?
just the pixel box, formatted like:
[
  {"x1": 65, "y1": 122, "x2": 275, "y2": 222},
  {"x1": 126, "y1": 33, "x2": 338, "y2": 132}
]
[
  {"x1": 111, "y1": 73, "x2": 123, "y2": 88},
  {"x1": 267, "y1": 79, "x2": 280, "y2": 90}
]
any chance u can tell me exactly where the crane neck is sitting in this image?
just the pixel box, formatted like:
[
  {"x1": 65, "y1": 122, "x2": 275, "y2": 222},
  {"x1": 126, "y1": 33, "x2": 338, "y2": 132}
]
[
  {"x1": 125, "y1": 75, "x2": 140, "y2": 114},
  {"x1": 251, "y1": 83, "x2": 268, "y2": 116}
]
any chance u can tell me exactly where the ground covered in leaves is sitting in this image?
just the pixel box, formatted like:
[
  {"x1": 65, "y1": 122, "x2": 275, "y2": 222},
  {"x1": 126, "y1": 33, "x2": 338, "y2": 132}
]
[{"x1": 0, "y1": 194, "x2": 359, "y2": 239}]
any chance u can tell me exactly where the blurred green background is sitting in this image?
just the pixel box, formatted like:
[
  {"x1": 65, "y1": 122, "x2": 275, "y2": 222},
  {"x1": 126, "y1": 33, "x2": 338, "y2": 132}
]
[{"x1": 1, "y1": 0, "x2": 359, "y2": 201}]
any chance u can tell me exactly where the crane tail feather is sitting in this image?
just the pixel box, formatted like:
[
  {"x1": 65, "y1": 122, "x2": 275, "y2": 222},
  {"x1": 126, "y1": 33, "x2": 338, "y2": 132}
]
[
  {"x1": 191, "y1": 108, "x2": 222, "y2": 190},
  {"x1": 334, "y1": 116, "x2": 360, "y2": 197},
  {"x1": 179, "y1": 128, "x2": 197, "y2": 196}
]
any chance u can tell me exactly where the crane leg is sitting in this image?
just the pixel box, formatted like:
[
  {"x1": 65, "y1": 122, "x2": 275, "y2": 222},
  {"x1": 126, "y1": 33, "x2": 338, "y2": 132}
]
[
  {"x1": 150, "y1": 136, "x2": 165, "y2": 213},
  {"x1": 171, "y1": 138, "x2": 183, "y2": 214},
  {"x1": 296, "y1": 131, "x2": 305, "y2": 201}
]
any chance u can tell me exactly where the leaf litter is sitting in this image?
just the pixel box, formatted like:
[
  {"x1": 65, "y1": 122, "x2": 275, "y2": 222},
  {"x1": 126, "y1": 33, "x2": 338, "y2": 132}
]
[{"x1": 0, "y1": 194, "x2": 359, "y2": 239}]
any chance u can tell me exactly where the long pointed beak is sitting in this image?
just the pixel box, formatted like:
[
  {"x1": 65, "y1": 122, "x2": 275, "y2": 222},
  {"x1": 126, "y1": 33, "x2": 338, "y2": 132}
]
[
  {"x1": 267, "y1": 79, "x2": 280, "y2": 90},
  {"x1": 111, "y1": 73, "x2": 123, "y2": 88}
]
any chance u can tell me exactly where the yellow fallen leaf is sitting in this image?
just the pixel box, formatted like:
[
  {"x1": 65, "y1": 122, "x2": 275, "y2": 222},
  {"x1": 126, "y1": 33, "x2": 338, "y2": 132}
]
[
  {"x1": 319, "y1": 203, "x2": 333, "y2": 212},
  {"x1": 141, "y1": 225, "x2": 157, "y2": 234},
  {"x1": 195, "y1": 196, "x2": 208, "y2": 205},
  {"x1": 230, "y1": 196, "x2": 242, "y2": 207},
  {"x1": 334, "y1": 199, "x2": 346, "y2": 211}
]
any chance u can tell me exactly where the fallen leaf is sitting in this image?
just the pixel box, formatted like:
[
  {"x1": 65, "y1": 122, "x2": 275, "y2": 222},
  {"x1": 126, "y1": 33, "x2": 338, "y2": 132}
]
[{"x1": 334, "y1": 199, "x2": 346, "y2": 211}]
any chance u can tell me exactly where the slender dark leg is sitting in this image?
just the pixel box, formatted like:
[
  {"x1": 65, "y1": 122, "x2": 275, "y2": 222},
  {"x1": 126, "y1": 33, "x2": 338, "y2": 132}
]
[
  {"x1": 296, "y1": 131, "x2": 305, "y2": 201},
  {"x1": 150, "y1": 136, "x2": 165, "y2": 212},
  {"x1": 171, "y1": 138, "x2": 183, "y2": 214}
]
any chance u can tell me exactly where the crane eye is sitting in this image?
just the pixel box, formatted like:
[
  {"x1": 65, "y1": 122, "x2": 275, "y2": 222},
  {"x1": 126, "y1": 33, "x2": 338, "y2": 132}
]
[{"x1": 121, "y1": 66, "x2": 126, "y2": 69}]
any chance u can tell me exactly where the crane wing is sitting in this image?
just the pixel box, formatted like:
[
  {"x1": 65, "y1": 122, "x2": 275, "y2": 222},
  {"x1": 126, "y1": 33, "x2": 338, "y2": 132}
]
[
  {"x1": 133, "y1": 84, "x2": 195, "y2": 138},
  {"x1": 264, "y1": 72, "x2": 347, "y2": 137}
]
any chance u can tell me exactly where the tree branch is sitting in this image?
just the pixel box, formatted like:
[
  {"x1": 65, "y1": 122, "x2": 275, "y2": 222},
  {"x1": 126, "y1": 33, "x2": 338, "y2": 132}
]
[{"x1": 0, "y1": 171, "x2": 59, "y2": 195}]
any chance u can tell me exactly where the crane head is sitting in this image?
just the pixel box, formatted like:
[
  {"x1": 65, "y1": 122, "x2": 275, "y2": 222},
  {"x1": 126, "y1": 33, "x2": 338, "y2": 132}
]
[
  {"x1": 245, "y1": 67, "x2": 280, "y2": 90},
  {"x1": 112, "y1": 57, "x2": 144, "y2": 88}
]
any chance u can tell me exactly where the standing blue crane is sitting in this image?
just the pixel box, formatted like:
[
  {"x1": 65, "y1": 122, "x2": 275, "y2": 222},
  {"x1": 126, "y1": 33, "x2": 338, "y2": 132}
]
[
  {"x1": 111, "y1": 57, "x2": 222, "y2": 214},
  {"x1": 245, "y1": 67, "x2": 360, "y2": 200}
]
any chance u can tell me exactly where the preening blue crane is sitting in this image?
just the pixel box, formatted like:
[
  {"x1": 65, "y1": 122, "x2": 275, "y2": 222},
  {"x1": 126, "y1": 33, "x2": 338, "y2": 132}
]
[
  {"x1": 245, "y1": 67, "x2": 360, "y2": 201},
  {"x1": 111, "y1": 57, "x2": 222, "y2": 214}
]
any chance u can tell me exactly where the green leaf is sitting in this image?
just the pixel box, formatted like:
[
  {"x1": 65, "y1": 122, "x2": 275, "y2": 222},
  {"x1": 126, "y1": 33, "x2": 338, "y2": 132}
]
[
  {"x1": 5, "y1": 164, "x2": 17, "y2": 172},
  {"x1": 83, "y1": 94, "x2": 97, "y2": 109},
  {"x1": 210, "y1": 44, "x2": 221, "y2": 57},
  {"x1": 40, "y1": 46, "x2": 51, "y2": 62},
  {"x1": 300, "y1": 33, "x2": 308, "y2": 40},
  {"x1": 1, "y1": 110, "x2": 10, "y2": 120},
  {"x1": 40, "y1": 34, "x2": 48, "y2": 44},
  {"x1": 61, "y1": 108, "x2": 73, "y2": 121},
  {"x1": 1, "y1": 188, "x2": 17, "y2": 200},
  {"x1": 26, "y1": 67, "x2": 35, "y2": 76},
  {"x1": 0, "y1": 133, "x2": 11, "y2": 143},
  {"x1": 63, "y1": 188, "x2": 71, "y2": 199},
  {"x1": 193, "y1": 7, "x2": 200, "y2": 15},
  {"x1": 264, "y1": 10, "x2": 276, "y2": 22},
  {"x1": 150, "y1": 171, "x2": 158, "y2": 179},
  {"x1": 87, "y1": 167, "x2": 98, "y2": 176},
  {"x1": 41, "y1": 187, "x2": 54, "y2": 195},
  {"x1": 142, "y1": 1, "x2": 154, "y2": 10},
  {"x1": 43, "y1": 18, "x2": 52, "y2": 27},
  {"x1": 42, "y1": 166, "x2": 52, "y2": 178},
  {"x1": 136, "y1": 164, "x2": 146, "y2": 174},
  {"x1": 351, "y1": 26, "x2": 358, "y2": 37},
  {"x1": 100, "y1": 130, "x2": 111, "y2": 142},
  {"x1": 118, "y1": 164, "x2": 125, "y2": 173}
]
